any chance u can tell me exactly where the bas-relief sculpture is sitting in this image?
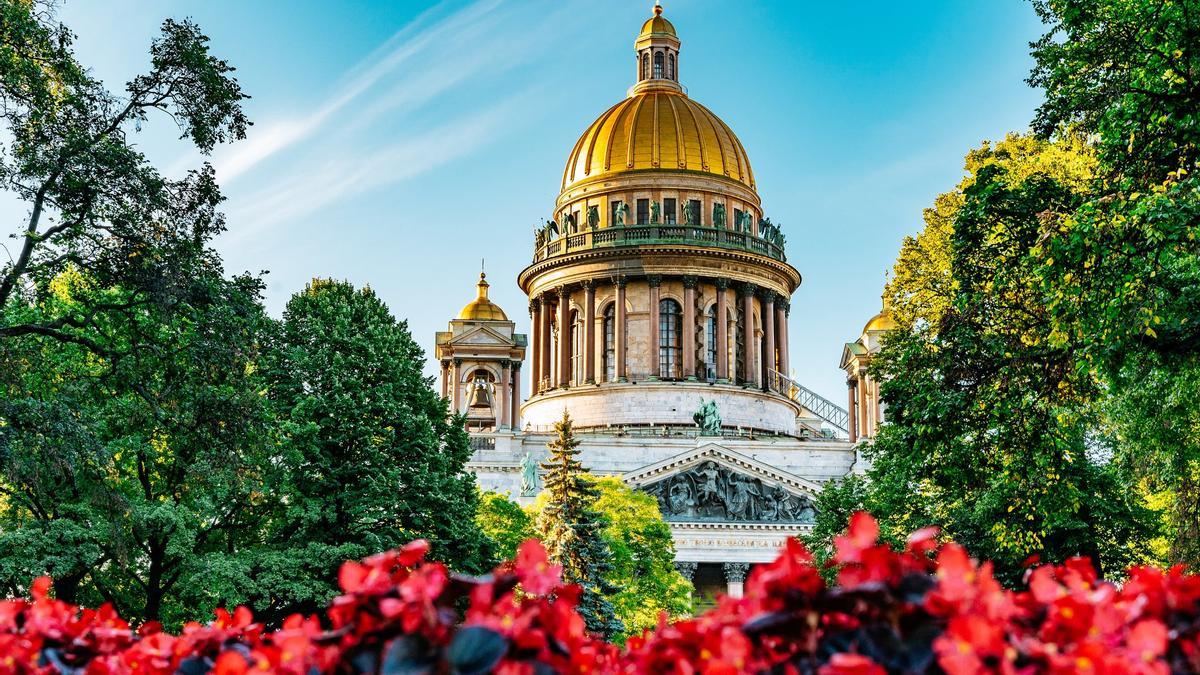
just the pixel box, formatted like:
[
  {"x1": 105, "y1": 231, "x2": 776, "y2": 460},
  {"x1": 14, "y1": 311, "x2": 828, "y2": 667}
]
[{"x1": 642, "y1": 461, "x2": 816, "y2": 524}]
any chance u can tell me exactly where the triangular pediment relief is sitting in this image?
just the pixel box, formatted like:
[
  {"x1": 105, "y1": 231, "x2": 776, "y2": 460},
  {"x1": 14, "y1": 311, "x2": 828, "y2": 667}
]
[
  {"x1": 623, "y1": 444, "x2": 820, "y2": 525},
  {"x1": 450, "y1": 325, "x2": 512, "y2": 347}
]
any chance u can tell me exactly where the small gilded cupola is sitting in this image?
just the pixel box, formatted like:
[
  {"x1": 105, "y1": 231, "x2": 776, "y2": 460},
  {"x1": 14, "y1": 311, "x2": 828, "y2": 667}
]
[{"x1": 634, "y1": 2, "x2": 682, "y2": 93}]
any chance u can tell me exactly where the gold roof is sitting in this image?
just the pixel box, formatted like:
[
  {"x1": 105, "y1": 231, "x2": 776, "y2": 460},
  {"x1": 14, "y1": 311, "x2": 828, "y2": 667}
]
[
  {"x1": 639, "y1": 5, "x2": 676, "y2": 39},
  {"x1": 457, "y1": 272, "x2": 508, "y2": 321},
  {"x1": 561, "y1": 89, "x2": 755, "y2": 192},
  {"x1": 863, "y1": 311, "x2": 897, "y2": 333}
]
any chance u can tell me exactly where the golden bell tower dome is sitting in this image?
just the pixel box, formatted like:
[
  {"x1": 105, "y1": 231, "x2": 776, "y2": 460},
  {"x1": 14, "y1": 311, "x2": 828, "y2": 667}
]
[{"x1": 457, "y1": 271, "x2": 508, "y2": 321}]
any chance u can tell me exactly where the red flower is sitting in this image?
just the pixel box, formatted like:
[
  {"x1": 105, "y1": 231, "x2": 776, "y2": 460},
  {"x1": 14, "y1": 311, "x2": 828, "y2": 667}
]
[
  {"x1": 514, "y1": 539, "x2": 562, "y2": 596},
  {"x1": 818, "y1": 653, "x2": 887, "y2": 675},
  {"x1": 833, "y1": 511, "x2": 880, "y2": 565}
]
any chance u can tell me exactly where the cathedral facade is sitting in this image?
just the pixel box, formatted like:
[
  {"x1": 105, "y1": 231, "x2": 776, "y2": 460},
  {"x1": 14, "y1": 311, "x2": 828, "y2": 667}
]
[{"x1": 435, "y1": 5, "x2": 887, "y2": 602}]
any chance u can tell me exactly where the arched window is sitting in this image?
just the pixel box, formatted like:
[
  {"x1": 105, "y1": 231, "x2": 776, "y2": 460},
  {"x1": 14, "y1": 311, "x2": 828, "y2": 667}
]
[
  {"x1": 659, "y1": 298, "x2": 682, "y2": 378},
  {"x1": 641, "y1": 53, "x2": 649, "y2": 80},
  {"x1": 705, "y1": 305, "x2": 717, "y2": 380},
  {"x1": 603, "y1": 304, "x2": 616, "y2": 382},
  {"x1": 668, "y1": 53, "x2": 675, "y2": 80},
  {"x1": 570, "y1": 310, "x2": 582, "y2": 386},
  {"x1": 653, "y1": 51, "x2": 664, "y2": 79}
]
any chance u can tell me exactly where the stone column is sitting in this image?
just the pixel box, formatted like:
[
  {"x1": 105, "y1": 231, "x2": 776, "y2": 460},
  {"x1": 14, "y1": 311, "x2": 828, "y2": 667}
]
[
  {"x1": 777, "y1": 300, "x2": 790, "y2": 377},
  {"x1": 847, "y1": 379, "x2": 858, "y2": 444},
  {"x1": 498, "y1": 360, "x2": 511, "y2": 429},
  {"x1": 715, "y1": 278, "x2": 729, "y2": 382},
  {"x1": 682, "y1": 276, "x2": 697, "y2": 380},
  {"x1": 674, "y1": 561, "x2": 697, "y2": 582},
  {"x1": 615, "y1": 277, "x2": 628, "y2": 382},
  {"x1": 440, "y1": 360, "x2": 449, "y2": 399},
  {"x1": 647, "y1": 275, "x2": 662, "y2": 379},
  {"x1": 539, "y1": 293, "x2": 553, "y2": 392},
  {"x1": 724, "y1": 562, "x2": 749, "y2": 599},
  {"x1": 529, "y1": 300, "x2": 542, "y2": 394},
  {"x1": 760, "y1": 290, "x2": 776, "y2": 391},
  {"x1": 857, "y1": 369, "x2": 869, "y2": 439},
  {"x1": 451, "y1": 359, "x2": 463, "y2": 413},
  {"x1": 556, "y1": 287, "x2": 571, "y2": 388},
  {"x1": 511, "y1": 363, "x2": 521, "y2": 430},
  {"x1": 583, "y1": 280, "x2": 596, "y2": 384},
  {"x1": 740, "y1": 283, "x2": 757, "y2": 387}
]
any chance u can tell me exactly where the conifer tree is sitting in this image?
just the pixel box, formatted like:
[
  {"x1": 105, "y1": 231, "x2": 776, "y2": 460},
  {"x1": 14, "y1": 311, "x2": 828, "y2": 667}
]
[{"x1": 536, "y1": 410, "x2": 624, "y2": 638}]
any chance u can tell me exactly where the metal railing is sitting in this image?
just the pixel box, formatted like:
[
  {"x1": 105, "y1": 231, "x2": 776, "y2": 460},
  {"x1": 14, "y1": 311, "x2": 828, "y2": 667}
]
[
  {"x1": 533, "y1": 224, "x2": 786, "y2": 264},
  {"x1": 767, "y1": 369, "x2": 849, "y2": 433}
]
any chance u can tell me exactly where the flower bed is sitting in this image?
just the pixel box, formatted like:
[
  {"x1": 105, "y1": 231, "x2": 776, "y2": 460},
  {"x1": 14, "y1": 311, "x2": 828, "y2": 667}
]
[{"x1": 2, "y1": 513, "x2": 1197, "y2": 674}]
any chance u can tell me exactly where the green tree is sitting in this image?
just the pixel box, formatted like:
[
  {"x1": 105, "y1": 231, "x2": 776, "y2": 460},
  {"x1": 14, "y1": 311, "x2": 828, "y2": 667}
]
[
  {"x1": 843, "y1": 135, "x2": 1155, "y2": 583},
  {"x1": 536, "y1": 410, "x2": 623, "y2": 639},
  {"x1": 476, "y1": 490, "x2": 535, "y2": 560},
  {"x1": 256, "y1": 279, "x2": 493, "y2": 621}
]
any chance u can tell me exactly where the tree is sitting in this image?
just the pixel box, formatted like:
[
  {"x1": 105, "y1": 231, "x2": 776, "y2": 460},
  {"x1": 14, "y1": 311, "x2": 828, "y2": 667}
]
[
  {"x1": 839, "y1": 135, "x2": 1155, "y2": 583},
  {"x1": 1028, "y1": 0, "x2": 1200, "y2": 567},
  {"x1": 0, "y1": 0, "x2": 249, "y2": 356},
  {"x1": 476, "y1": 490, "x2": 535, "y2": 561},
  {"x1": 536, "y1": 410, "x2": 623, "y2": 639},
  {"x1": 256, "y1": 279, "x2": 494, "y2": 622}
]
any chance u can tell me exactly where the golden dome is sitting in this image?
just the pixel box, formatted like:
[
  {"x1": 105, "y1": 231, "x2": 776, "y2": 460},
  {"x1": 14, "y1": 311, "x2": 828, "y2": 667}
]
[
  {"x1": 639, "y1": 5, "x2": 676, "y2": 39},
  {"x1": 458, "y1": 272, "x2": 508, "y2": 321},
  {"x1": 561, "y1": 89, "x2": 755, "y2": 193},
  {"x1": 863, "y1": 311, "x2": 897, "y2": 333}
]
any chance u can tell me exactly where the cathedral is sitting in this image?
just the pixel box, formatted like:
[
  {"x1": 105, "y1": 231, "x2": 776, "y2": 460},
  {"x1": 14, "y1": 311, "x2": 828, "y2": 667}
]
[{"x1": 434, "y1": 5, "x2": 889, "y2": 602}]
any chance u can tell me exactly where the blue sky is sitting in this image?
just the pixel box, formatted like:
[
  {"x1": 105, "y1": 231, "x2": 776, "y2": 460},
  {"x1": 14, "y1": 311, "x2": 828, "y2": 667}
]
[{"x1": 25, "y1": 0, "x2": 1046, "y2": 404}]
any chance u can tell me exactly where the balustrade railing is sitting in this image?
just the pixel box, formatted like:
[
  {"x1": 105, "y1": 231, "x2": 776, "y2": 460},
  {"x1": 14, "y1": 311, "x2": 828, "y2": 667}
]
[
  {"x1": 767, "y1": 369, "x2": 849, "y2": 433},
  {"x1": 532, "y1": 224, "x2": 786, "y2": 263}
]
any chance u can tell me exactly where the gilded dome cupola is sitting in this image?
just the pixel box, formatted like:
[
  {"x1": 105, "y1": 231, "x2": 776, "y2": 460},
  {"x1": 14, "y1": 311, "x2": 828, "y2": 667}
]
[{"x1": 458, "y1": 271, "x2": 508, "y2": 321}]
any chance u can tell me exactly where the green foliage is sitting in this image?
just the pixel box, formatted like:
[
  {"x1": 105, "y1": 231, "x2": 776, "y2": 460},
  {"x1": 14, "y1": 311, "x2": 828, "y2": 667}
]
[
  {"x1": 805, "y1": 473, "x2": 870, "y2": 569},
  {"x1": 536, "y1": 411, "x2": 624, "y2": 639},
  {"x1": 476, "y1": 491, "x2": 535, "y2": 561},
  {"x1": 256, "y1": 279, "x2": 494, "y2": 622}
]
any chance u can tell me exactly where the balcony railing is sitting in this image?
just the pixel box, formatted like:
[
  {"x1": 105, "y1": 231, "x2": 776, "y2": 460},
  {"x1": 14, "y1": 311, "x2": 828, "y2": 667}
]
[
  {"x1": 767, "y1": 369, "x2": 850, "y2": 433},
  {"x1": 533, "y1": 224, "x2": 786, "y2": 264}
]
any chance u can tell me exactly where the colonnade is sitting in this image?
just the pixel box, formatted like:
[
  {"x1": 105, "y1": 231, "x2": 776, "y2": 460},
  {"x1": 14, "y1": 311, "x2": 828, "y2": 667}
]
[
  {"x1": 674, "y1": 561, "x2": 751, "y2": 599},
  {"x1": 441, "y1": 358, "x2": 522, "y2": 430},
  {"x1": 845, "y1": 369, "x2": 881, "y2": 443},
  {"x1": 528, "y1": 275, "x2": 791, "y2": 395}
]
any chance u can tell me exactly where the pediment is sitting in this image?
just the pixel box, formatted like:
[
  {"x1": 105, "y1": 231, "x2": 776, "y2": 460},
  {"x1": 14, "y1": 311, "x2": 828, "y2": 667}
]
[
  {"x1": 450, "y1": 325, "x2": 512, "y2": 346},
  {"x1": 839, "y1": 340, "x2": 867, "y2": 369},
  {"x1": 623, "y1": 444, "x2": 820, "y2": 525}
]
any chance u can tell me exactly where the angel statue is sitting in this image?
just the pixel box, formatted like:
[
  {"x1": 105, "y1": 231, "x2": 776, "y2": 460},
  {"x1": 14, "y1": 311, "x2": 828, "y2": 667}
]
[
  {"x1": 613, "y1": 202, "x2": 629, "y2": 226},
  {"x1": 712, "y1": 203, "x2": 726, "y2": 229},
  {"x1": 548, "y1": 218, "x2": 560, "y2": 240},
  {"x1": 534, "y1": 225, "x2": 546, "y2": 249},
  {"x1": 650, "y1": 200, "x2": 661, "y2": 224},
  {"x1": 692, "y1": 398, "x2": 721, "y2": 436},
  {"x1": 585, "y1": 205, "x2": 599, "y2": 230}
]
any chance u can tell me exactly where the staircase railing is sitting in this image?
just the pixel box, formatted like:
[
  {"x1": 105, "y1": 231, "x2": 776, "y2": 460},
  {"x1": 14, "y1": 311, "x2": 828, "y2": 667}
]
[{"x1": 767, "y1": 370, "x2": 849, "y2": 433}]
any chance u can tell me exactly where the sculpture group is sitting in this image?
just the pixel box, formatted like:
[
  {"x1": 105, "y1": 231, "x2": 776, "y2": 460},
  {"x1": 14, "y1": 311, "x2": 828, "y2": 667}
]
[{"x1": 643, "y1": 461, "x2": 816, "y2": 523}]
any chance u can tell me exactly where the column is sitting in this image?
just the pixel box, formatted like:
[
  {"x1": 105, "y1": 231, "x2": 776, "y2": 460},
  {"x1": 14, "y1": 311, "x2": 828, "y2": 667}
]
[
  {"x1": 511, "y1": 363, "x2": 522, "y2": 430},
  {"x1": 682, "y1": 276, "x2": 697, "y2": 380},
  {"x1": 616, "y1": 277, "x2": 628, "y2": 381},
  {"x1": 857, "y1": 369, "x2": 869, "y2": 439},
  {"x1": 776, "y1": 300, "x2": 790, "y2": 377},
  {"x1": 451, "y1": 359, "x2": 462, "y2": 413},
  {"x1": 847, "y1": 379, "x2": 858, "y2": 443},
  {"x1": 740, "y1": 283, "x2": 757, "y2": 387},
  {"x1": 647, "y1": 275, "x2": 662, "y2": 379},
  {"x1": 556, "y1": 286, "x2": 571, "y2": 388},
  {"x1": 440, "y1": 360, "x2": 449, "y2": 399},
  {"x1": 498, "y1": 360, "x2": 511, "y2": 429},
  {"x1": 529, "y1": 300, "x2": 541, "y2": 394},
  {"x1": 715, "y1": 278, "x2": 729, "y2": 382},
  {"x1": 674, "y1": 561, "x2": 697, "y2": 582},
  {"x1": 539, "y1": 293, "x2": 553, "y2": 391},
  {"x1": 583, "y1": 280, "x2": 596, "y2": 384},
  {"x1": 724, "y1": 562, "x2": 749, "y2": 599},
  {"x1": 760, "y1": 289, "x2": 776, "y2": 391}
]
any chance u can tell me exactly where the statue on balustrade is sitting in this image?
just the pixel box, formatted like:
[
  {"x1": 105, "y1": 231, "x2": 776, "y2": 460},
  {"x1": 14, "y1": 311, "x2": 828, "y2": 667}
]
[
  {"x1": 712, "y1": 203, "x2": 726, "y2": 229},
  {"x1": 685, "y1": 201, "x2": 699, "y2": 226},
  {"x1": 643, "y1": 462, "x2": 817, "y2": 524},
  {"x1": 586, "y1": 205, "x2": 599, "y2": 230},
  {"x1": 613, "y1": 202, "x2": 629, "y2": 226},
  {"x1": 693, "y1": 398, "x2": 721, "y2": 435},
  {"x1": 738, "y1": 210, "x2": 754, "y2": 233},
  {"x1": 650, "y1": 200, "x2": 661, "y2": 223}
]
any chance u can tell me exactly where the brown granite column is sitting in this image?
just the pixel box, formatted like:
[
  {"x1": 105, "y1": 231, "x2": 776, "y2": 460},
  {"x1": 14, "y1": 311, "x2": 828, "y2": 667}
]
[
  {"x1": 440, "y1": 360, "x2": 449, "y2": 398},
  {"x1": 498, "y1": 360, "x2": 511, "y2": 429},
  {"x1": 682, "y1": 275, "x2": 697, "y2": 380},
  {"x1": 615, "y1": 277, "x2": 628, "y2": 381},
  {"x1": 529, "y1": 299, "x2": 542, "y2": 394},
  {"x1": 648, "y1": 275, "x2": 662, "y2": 379},
  {"x1": 776, "y1": 300, "x2": 790, "y2": 377},
  {"x1": 857, "y1": 369, "x2": 870, "y2": 439},
  {"x1": 715, "y1": 278, "x2": 729, "y2": 382},
  {"x1": 451, "y1": 359, "x2": 462, "y2": 413},
  {"x1": 510, "y1": 362, "x2": 521, "y2": 429},
  {"x1": 556, "y1": 286, "x2": 571, "y2": 388},
  {"x1": 740, "y1": 283, "x2": 757, "y2": 387},
  {"x1": 761, "y1": 289, "x2": 776, "y2": 391},
  {"x1": 583, "y1": 280, "x2": 596, "y2": 384},
  {"x1": 539, "y1": 293, "x2": 553, "y2": 391}
]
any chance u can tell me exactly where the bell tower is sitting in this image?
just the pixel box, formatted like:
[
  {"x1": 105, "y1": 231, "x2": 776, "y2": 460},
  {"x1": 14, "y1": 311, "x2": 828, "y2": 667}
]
[
  {"x1": 633, "y1": 2, "x2": 682, "y2": 94},
  {"x1": 435, "y1": 271, "x2": 527, "y2": 432}
]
